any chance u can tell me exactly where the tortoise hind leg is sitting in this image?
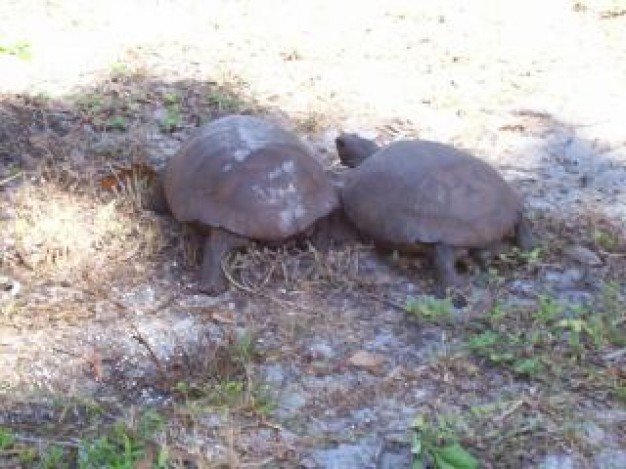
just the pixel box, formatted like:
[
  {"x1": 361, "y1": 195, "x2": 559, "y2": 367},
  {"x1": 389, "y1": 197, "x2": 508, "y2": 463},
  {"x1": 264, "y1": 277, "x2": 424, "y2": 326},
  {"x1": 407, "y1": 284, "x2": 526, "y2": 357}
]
[
  {"x1": 515, "y1": 216, "x2": 535, "y2": 251},
  {"x1": 199, "y1": 229, "x2": 249, "y2": 295}
]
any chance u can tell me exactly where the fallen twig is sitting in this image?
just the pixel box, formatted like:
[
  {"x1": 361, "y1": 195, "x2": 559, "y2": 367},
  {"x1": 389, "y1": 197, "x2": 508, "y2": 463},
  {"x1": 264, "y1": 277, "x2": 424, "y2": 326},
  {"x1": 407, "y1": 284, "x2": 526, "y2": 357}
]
[
  {"x1": 129, "y1": 323, "x2": 167, "y2": 380},
  {"x1": 14, "y1": 434, "x2": 79, "y2": 448}
]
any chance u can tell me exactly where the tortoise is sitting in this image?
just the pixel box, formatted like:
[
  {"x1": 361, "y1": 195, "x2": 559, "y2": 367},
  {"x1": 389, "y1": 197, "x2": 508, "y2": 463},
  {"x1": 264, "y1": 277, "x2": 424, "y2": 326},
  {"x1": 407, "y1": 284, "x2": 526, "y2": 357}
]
[
  {"x1": 335, "y1": 133, "x2": 534, "y2": 298},
  {"x1": 163, "y1": 115, "x2": 339, "y2": 294}
]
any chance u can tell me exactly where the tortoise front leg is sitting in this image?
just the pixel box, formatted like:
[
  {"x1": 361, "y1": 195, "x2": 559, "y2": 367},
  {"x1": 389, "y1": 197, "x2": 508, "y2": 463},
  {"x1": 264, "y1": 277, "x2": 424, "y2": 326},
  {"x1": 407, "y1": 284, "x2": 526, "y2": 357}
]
[
  {"x1": 433, "y1": 243, "x2": 464, "y2": 301},
  {"x1": 199, "y1": 228, "x2": 249, "y2": 295},
  {"x1": 515, "y1": 216, "x2": 535, "y2": 251}
]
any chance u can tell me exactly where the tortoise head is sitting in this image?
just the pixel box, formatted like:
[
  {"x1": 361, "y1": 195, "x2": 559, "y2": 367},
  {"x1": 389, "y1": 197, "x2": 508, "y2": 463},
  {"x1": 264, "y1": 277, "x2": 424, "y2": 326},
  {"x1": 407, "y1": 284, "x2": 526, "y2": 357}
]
[{"x1": 335, "y1": 133, "x2": 380, "y2": 168}]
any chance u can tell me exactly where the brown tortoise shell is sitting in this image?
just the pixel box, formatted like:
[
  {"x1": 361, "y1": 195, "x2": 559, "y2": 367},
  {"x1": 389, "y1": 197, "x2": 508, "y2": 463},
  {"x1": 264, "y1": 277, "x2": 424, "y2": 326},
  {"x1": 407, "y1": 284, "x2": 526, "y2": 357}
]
[{"x1": 164, "y1": 115, "x2": 338, "y2": 241}]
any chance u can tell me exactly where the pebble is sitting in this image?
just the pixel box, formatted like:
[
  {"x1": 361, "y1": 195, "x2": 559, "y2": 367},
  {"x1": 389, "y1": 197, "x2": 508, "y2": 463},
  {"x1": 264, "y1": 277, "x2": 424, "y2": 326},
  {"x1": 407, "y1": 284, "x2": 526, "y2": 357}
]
[
  {"x1": 376, "y1": 441, "x2": 413, "y2": 469},
  {"x1": 347, "y1": 350, "x2": 386, "y2": 371},
  {"x1": 594, "y1": 450, "x2": 626, "y2": 469},
  {"x1": 0, "y1": 276, "x2": 21, "y2": 299},
  {"x1": 542, "y1": 268, "x2": 584, "y2": 290},
  {"x1": 308, "y1": 439, "x2": 378, "y2": 469},
  {"x1": 539, "y1": 454, "x2": 575, "y2": 469},
  {"x1": 307, "y1": 340, "x2": 335, "y2": 360}
]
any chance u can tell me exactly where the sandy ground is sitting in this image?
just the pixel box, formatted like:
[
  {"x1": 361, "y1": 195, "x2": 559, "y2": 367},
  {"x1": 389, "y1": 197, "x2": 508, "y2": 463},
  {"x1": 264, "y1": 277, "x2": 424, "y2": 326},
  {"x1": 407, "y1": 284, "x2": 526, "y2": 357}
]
[{"x1": 1, "y1": 1, "x2": 625, "y2": 467}]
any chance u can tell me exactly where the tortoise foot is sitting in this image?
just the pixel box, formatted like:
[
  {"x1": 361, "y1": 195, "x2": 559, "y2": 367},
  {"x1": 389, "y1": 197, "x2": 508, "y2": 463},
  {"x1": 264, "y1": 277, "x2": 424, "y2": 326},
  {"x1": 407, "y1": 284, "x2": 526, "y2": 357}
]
[{"x1": 197, "y1": 277, "x2": 229, "y2": 296}]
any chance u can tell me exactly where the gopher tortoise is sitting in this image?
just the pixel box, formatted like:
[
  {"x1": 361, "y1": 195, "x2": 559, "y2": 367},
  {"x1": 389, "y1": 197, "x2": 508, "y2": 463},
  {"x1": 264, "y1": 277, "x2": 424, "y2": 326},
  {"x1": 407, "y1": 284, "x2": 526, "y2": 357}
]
[
  {"x1": 164, "y1": 115, "x2": 338, "y2": 294},
  {"x1": 335, "y1": 133, "x2": 534, "y2": 298}
]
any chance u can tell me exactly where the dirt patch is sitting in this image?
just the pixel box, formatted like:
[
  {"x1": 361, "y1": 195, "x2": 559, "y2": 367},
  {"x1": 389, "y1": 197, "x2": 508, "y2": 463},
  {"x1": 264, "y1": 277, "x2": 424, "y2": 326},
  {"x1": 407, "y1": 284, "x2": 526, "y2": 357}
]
[{"x1": 1, "y1": 1, "x2": 625, "y2": 467}]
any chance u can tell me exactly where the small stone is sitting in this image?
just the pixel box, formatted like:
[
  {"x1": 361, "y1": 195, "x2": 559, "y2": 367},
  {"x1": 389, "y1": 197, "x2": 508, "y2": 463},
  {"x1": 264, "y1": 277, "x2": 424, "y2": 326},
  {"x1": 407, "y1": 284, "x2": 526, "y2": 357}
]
[
  {"x1": 542, "y1": 268, "x2": 584, "y2": 291},
  {"x1": 577, "y1": 422, "x2": 606, "y2": 446},
  {"x1": 69, "y1": 148, "x2": 85, "y2": 165},
  {"x1": 308, "y1": 341, "x2": 335, "y2": 360},
  {"x1": 0, "y1": 276, "x2": 21, "y2": 299},
  {"x1": 310, "y1": 440, "x2": 377, "y2": 469},
  {"x1": 509, "y1": 279, "x2": 537, "y2": 296},
  {"x1": 594, "y1": 450, "x2": 626, "y2": 469},
  {"x1": 261, "y1": 363, "x2": 287, "y2": 385},
  {"x1": 275, "y1": 386, "x2": 306, "y2": 419},
  {"x1": 564, "y1": 244, "x2": 602, "y2": 266},
  {"x1": 538, "y1": 454, "x2": 574, "y2": 469},
  {"x1": 152, "y1": 106, "x2": 167, "y2": 122},
  {"x1": 348, "y1": 350, "x2": 385, "y2": 371},
  {"x1": 377, "y1": 441, "x2": 413, "y2": 469}
]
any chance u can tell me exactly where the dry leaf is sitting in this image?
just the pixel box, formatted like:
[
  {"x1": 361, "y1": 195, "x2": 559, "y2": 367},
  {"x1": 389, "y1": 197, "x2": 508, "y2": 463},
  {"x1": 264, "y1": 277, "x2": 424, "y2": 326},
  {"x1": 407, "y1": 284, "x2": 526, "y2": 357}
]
[
  {"x1": 348, "y1": 350, "x2": 385, "y2": 370},
  {"x1": 210, "y1": 310, "x2": 237, "y2": 325},
  {"x1": 100, "y1": 163, "x2": 158, "y2": 191}
]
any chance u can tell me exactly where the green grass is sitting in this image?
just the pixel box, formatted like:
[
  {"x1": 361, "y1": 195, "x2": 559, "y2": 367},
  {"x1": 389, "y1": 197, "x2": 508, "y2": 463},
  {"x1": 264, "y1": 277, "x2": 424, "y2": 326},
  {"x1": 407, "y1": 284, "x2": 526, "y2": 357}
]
[
  {"x1": 107, "y1": 114, "x2": 128, "y2": 130},
  {"x1": 592, "y1": 228, "x2": 620, "y2": 251},
  {"x1": 465, "y1": 284, "x2": 625, "y2": 390},
  {"x1": 0, "y1": 410, "x2": 168, "y2": 468},
  {"x1": 403, "y1": 282, "x2": 626, "y2": 464},
  {"x1": 0, "y1": 427, "x2": 15, "y2": 449},
  {"x1": 75, "y1": 89, "x2": 138, "y2": 132},
  {"x1": 405, "y1": 296, "x2": 455, "y2": 324}
]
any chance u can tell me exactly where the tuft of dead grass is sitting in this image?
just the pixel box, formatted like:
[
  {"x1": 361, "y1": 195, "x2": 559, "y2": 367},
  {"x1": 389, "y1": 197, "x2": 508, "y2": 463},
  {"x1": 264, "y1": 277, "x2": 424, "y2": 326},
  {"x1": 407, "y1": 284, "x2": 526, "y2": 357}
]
[
  {"x1": 4, "y1": 181, "x2": 164, "y2": 283},
  {"x1": 225, "y1": 243, "x2": 370, "y2": 289}
]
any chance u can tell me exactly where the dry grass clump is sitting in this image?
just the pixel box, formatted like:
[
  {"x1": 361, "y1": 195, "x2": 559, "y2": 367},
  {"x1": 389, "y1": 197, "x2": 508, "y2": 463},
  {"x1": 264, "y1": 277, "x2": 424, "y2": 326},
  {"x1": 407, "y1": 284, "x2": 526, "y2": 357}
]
[
  {"x1": 2, "y1": 178, "x2": 166, "y2": 287},
  {"x1": 224, "y1": 243, "x2": 368, "y2": 294}
]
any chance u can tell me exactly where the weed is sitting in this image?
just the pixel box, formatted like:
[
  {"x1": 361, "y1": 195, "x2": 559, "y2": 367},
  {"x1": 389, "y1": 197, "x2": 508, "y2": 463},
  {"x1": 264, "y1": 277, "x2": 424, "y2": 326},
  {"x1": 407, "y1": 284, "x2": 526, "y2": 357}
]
[
  {"x1": 110, "y1": 61, "x2": 131, "y2": 78},
  {"x1": 533, "y1": 295, "x2": 562, "y2": 323},
  {"x1": 0, "y1": 408, "x2": 169, "y2": 468},
  {"x1": 465, "y1": 287, "x2": 625, "y2": 388},
  {"x1": 38, "y1": 445, "x2": 67, "y2": 469},
  {"x1": 231, "y1": 331, "x2": 256, "y2": 364},
  {"x1": 77, "y1": 422, "x2": 145, "y2": 468},
  {"x1": 176, "y1": 377, "x2": 275, "y2": 416},
  {"x1": 74, "y1": 88, "x2": 139, "y2": 131},
  {"x1": 158, "y1": 93, "x2": 182, "y2": 132},
  {"x1": 137, "y1": 409, "x2": 165, "y2": 440},
  {"x1": 107, "y1": 114, "x2": 127, "y2": 130},
  {"x1": 0, "y1": 40, "x2": 32, "y2": 60},
  {"x1": 592, "y1": 228, "x2": 619, "y2": 251},
  {"x1": 0, "y1": 427, "x2": 15, "y2": 449},
  {"x1": 206, "y1": 89, "x2": 242, "y2": 113},
  {"x1": 494, "y1": 246, "x2": 543, "y2": 271},
  {"x1": 80, "y1": 93, "x2": 103, "y2": 119},
  {"x1": 171, "y1": 334, "x2": 275, "y2": 416},
  {"x1": 406, "y1": 296, "x2": 455, "y2": 324},
  {"x1": 410, "y1": 414, "x2": 479, "y2": 469},
  {"x1": 299, "y1": 112, "x2": 324, "y2": 132}
]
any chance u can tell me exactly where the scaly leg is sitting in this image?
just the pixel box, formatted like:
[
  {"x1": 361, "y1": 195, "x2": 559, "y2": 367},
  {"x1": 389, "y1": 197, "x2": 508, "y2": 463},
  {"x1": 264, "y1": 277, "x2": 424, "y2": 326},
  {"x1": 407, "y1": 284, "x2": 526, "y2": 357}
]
[
  {"x1": 515, "y1": 216, "x2": 535, "y2": 251},
  {"x1": 433, "y1": 243, "x2": 462, "y2": 295},
  {"x1": 199, "y1": 229, "x2": 248, "y2": 295}
]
